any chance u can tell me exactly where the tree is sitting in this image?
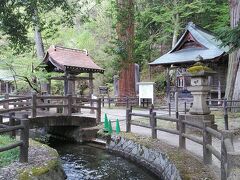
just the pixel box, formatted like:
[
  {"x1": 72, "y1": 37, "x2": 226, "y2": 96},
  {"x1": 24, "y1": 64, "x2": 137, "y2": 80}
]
[{"x1": 225, "y1": 0, "x2": 240, "y2": 101}]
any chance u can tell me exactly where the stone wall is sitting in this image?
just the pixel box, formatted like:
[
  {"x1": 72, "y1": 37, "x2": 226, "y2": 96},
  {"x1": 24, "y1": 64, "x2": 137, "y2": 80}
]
[{"x1": 106, "y1": 136, "x2": 182, "y2": 180}]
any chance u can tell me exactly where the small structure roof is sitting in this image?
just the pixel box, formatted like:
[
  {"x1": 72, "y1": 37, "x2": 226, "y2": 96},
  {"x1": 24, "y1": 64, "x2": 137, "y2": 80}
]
[
  {"x1": 0, "y1": 69, "x2": 15, "y2": 81},
  {"x1": 43, "y1": 45, "x2": 104, "y2": 74},
  {"x1": 149, "y1": 22, "x2": 229, "y2": 66}
]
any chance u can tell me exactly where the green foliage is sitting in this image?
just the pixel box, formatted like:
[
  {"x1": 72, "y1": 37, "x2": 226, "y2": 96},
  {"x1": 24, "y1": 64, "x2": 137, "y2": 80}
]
[
  {"x1": 0, "y1": 0, "x2": 74, "y2": 53},
  {"x1": 154, "y1": 73, "x2": 166, "y2": 94},
  {"x1": 0, "y1": 135, "x2": 19, "y2": 167}
]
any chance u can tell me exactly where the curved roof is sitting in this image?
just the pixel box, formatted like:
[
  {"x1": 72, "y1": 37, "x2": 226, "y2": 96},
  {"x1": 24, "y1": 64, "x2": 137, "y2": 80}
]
[
  {"x1": 43, "y1": 46, "x2": 104, "y2": 74},
  {"x1": 149, "y1": 22, "x2": 229, "y2": 66}
]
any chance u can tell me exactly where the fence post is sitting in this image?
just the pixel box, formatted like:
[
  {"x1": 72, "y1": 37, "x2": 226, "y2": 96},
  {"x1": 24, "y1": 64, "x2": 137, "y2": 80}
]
[
  {"x1": 168, "y1": 103, "x2": 171, "y2": 117},
  {"x1": 221, "y1": 131, "x2": 233, "y2": 180},
  {"x1": 102, "y1": 96, "x2": 104, "y2": 107},
  {"x1": 96, "y1": 98, "x2": 101, "y2": 124},
  {"x1": 9, "y1": 112, "x2": 16, "y2": 138},
  {"x1": 149, "y1": 104, "x2": 154, "y2": 114},
  {"x1": 150, "y1": 111, "x2": 157, "y2": 139},
  {"x1": 108, "y1": 96, "x2": 111, "y2": 108},
  {"x1": 126, "y1": 97, "x2": 129, "y2": 109},
  {"x1": 223, "y1": 98, "x2": 229, "y2": 130},
  {"x1": 179, "y1": 116, "x2": 186, "y2": 149},
  {"x1": 0, "y1": 115, "x2": 2, "y2": 123},
  {"x1": 32, "y1": 93, "x2": 37, "y2": 118},
  {"x1": 184, "y1": 101, "x2": 187, "y2": 114},
  {"x1": 67, "y1": 94, "x2": 72, "y2": 116},
  {"x1": 126, "y1": 106, "x2": 132, "y2": 132},
  {"x1": 3, "y1": 93, "x2": 9, "y2": 109},
  {"x1": 20, "y1": 114, "x2": 29, "y2": 163},
  {"x1": 203, "y1": 121, "x2": 212, "y2": 165},
  {"x1": 175, "y1": 92, "x2": 179, "y2": 119}
]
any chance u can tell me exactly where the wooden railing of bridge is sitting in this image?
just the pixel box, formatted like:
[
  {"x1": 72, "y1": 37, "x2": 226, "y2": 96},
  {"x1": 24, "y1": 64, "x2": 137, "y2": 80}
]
[
  {"x1": 126, "y1": 106, "x2": 240, "y2": 180},
  {"x1": 0, "y1": 93, "x2": 102, "y2": 123},
  {"x1": 0, "y1": 93, "x2": 102, "y2": 164}
]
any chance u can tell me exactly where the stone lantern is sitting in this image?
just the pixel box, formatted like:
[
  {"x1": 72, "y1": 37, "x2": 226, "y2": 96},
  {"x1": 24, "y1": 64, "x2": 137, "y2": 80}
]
[
  {"x1": 188, "y1": 71, "x2": 213, "y2": 115},
  {"x1": 179, "y1": 61, "x2": 217, "y2": 130}
]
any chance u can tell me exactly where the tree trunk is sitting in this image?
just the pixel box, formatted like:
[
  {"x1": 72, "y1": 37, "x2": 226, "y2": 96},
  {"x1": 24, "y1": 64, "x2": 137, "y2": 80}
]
[
  {"x1": 225, "y1": 0, "x2": 240, "y2": 101},
  {"x1": 116, "y1": 0, "x2": 136, "y2": 97},
  {"x1": 172, "y1": 0, "x2": 180, "y2": 49},
  {"x1": 34, "y1": 25, "x2": 45, "y2": 59}
]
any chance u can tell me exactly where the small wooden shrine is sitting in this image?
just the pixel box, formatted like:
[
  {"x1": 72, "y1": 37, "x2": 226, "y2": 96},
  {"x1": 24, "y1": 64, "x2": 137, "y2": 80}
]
[
  {"x1": 149, "y1": 22, "x2": 229, "y2": 101},
  {"x1": 43, "y1": 45, "x2": 104, "y2": 96}
]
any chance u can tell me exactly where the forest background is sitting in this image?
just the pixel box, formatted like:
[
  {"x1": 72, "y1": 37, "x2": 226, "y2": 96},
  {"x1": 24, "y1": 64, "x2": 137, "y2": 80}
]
[{"x1": 0, "y1": 0, "x2": 232, "y2": 97}]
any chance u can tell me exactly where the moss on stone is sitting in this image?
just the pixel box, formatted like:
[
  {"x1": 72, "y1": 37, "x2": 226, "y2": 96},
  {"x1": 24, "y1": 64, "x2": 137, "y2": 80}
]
[
  {"x1": 187, "y1": 62, "x2": 214, "y2": 75},
  {"x1": 18, "y1": 140, "x2": 60, "y2": 180}
]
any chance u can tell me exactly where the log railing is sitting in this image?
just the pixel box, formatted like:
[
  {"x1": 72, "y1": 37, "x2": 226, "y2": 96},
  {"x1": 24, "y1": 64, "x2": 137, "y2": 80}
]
[
  {"x1": 126, "y1": 106, "x2": 239, "y2": 180},
  {"x1": 0, "y1": 113, "x2": 29, "y2": 163}
]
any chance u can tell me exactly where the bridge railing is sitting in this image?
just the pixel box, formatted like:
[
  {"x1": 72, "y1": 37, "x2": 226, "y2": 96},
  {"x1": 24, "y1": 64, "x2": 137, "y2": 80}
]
[
  {"x1": 126, "y1": 106, "x2": 239, "y2": 180},
  {"x1": 0, "y1": 93, "x2": 102, "y2": 123},
  {"x1": 0, "y1": 113, "x2": 29, "y2": 163}
]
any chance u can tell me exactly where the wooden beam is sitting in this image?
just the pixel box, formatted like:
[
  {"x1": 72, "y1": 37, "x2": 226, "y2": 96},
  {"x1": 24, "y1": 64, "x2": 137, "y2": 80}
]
[{"x1": 50, "y1": 76, "x2": 94, "y2": 81}]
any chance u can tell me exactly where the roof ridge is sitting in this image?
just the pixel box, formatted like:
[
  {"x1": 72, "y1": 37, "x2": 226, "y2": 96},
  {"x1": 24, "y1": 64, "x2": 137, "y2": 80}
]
[{"x1": 53, "y1": 45, "x2": 88, "y2": 55}]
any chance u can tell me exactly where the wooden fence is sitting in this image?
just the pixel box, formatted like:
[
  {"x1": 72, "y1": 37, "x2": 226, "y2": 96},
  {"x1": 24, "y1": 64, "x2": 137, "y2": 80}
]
[
  {"x1": 126, "y1": 106, "x2": 239, "y2": 180},
  {"x1": 101, "y1": 96, "x2": 138, "y2": 108},
  {"x1": 0, "y1": 113, "x2": 29, "y2": 163}
]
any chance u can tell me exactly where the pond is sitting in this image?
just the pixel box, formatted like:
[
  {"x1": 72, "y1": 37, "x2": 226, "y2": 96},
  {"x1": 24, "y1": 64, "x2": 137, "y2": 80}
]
[{"x1": 50, "y1": 140, "x2": 159, "y2": 180}]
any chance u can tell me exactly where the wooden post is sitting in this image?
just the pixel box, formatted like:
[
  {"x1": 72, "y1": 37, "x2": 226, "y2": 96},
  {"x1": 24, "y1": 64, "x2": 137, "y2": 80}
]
[
  {"x1": 149, "y1": 104, "x2": 154, "y2": 114},
  {"x1": 108, "y1": 96, "x2": 111, "y2": 108},
  {"x1": 126, "y1": 97, "x2": 129, "y2": 108},
  {"x1": 96, "y1": 98, "x2": 101, "y2": 124},
  {"x1": 203, "y1": 121, "x2": 212, "y2": 165},
  {"x1": 224, "y1": 98, "x2": 229, "y2": 130},
  {"x1": 150, "y1": 112, "x2": 157, "y2": 139},
  {"x1": 168, "y1": 103, "x2": 171, "y2": 117},
  {"x1": 179, "y1": 116, "x2": 186, "y2": 149},
  {"x1": 221, "y1": 131, "x2": 233, "y2": 180},
  {"x1": 3, "y1": 93, "x2": 9, "y2": 109},
  {"x1": 9, "y1": 112, "x2": 15, "y2": 138},
  {"x1": 20, "y1": 114, "x2": 29, "y2": 163},
  {"x1": 166, "y1": 66, "x2": 171, "y2": 104},
  {"x1": 0, "y1": 115, "x2": 2, "y2": 123},
  {"x1": 102, "y1": 96, "x2": 105, "y2": 107},
  {"x1": 218, "y1": 80, "x2": 221, "y2": 105},
  {"x1": 126, "y1": 107, "x2": 132, "y2": 132},
  {"x1": 184, "y1": 101, "x2": 187, "y2": 114},
  {"x1": 175, "y1": 91, "x2": 179, "y2": 130},
  {"x1": 89, "y1": 73, "x2": 94, "y2": 114},
  {"x1": 67, "y1": 94, "x2": 72, "y2": 116},
  {"x1": 32, "y1": 93, "x2": 37, "y2": 118},
  {"x1": 64, "y1": 71, "x2": 68, "y2": 96},
  {"x1": 175, "y1": 91, "x2": 179, "y2": 118}
]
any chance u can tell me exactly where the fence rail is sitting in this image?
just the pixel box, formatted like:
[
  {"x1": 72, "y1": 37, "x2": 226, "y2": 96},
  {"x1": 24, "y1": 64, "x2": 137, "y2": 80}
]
[
  {"x1": 126, "y1": 106, "x2": 239, "y2": 180},
  {"x1": 0, "y1": 113, "x2": 29, "y2": 163}
]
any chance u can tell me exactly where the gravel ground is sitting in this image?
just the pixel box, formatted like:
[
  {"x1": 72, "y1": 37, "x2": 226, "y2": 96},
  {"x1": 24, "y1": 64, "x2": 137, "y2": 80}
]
[{"x1": 0, "y1": 140, "x2": 59, "y2": 180}]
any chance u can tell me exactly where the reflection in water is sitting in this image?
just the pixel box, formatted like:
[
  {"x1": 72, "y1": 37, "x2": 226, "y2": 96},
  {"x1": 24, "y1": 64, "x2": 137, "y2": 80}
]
[{"x1": 51, "y1": 141, "x2": 158, "y2": 180}]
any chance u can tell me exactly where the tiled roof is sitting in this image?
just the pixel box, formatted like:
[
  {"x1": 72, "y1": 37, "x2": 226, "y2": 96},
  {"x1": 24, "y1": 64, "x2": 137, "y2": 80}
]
[
  {"x1": 44, "y1": 46, "x2": 104, "y2": 74},
  {"x1": 149, "y1": 22, "x2": 229, "y2": 66}
]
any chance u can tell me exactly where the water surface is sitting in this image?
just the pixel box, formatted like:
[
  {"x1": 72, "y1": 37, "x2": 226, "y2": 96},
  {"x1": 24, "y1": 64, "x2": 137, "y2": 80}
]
[{"x1": 51, "y1": 141, "x2": 159, "y2": 180}]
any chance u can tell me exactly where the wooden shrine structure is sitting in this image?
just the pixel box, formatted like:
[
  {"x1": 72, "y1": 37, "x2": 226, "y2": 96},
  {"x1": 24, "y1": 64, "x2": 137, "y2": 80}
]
[
  {"x1": 149, "y1": 22, "x2": 229, "y2": 101},
  {"x1": 43, "y1": 45, "x2": 104, "y2": 97}
]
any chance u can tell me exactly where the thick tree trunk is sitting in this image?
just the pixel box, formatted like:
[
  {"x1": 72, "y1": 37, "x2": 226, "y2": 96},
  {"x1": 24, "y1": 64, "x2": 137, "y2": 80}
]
[
  {"x1": 116, "y1": 0, "x2": 136, "y2": 97},
  {"x1": 225, "y1": 0, "x2": 240, "y2": 101}
]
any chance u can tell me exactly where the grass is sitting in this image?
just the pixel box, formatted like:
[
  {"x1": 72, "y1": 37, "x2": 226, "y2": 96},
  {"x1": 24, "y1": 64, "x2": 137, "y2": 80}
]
[{"x1": 0, "y1": 135, "x2": 19, "y2": 167}]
